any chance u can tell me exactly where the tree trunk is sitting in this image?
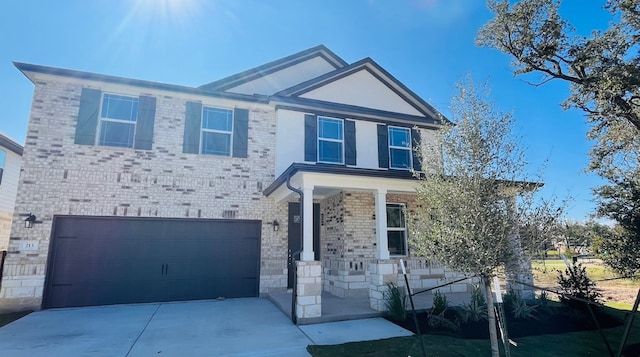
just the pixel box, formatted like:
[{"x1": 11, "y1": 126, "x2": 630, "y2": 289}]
[{"x1": 483, "y1": 277, "x2": 500, "y2": 357}]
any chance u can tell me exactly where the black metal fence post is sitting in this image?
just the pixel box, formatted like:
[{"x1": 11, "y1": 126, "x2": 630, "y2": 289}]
[{"x1": 0, "y1": 250, "x2": 7, "y2": 290}]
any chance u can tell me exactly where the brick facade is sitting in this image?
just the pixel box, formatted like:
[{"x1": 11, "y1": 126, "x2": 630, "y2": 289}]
[
  {"x1": 320, "y1": 190, "x2": 473, "y2": 303},
  {"x1": 0, "y1": 78, "x2": 289, "y2": 311}
]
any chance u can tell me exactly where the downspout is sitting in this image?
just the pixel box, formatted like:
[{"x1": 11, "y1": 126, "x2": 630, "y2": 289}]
[{"x1": 286, "y1": 173, "x2": 304, "y2": 325}]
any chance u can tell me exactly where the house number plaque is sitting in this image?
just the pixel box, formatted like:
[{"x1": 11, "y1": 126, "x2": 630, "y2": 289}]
[{"x1": 19, "y1": 241, "x2": 39, "y2": 251}]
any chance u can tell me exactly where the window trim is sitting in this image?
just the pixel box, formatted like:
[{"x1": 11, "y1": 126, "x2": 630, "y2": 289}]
[
  {"x1": 200, "y1": 105, "x2": 234, "y2": 157},
  {"x1": 317, "y1": 116, "x2": 344, "y2": 164},
  {"x1": 388, "y1": 126, "x2": 412, "y2": 170},
  {"x1": 96, "y1": 93, "x2": 139, "y2": 148},
  {"x1": 386, "y1": 202, "x2": 408, "y2": 257}
]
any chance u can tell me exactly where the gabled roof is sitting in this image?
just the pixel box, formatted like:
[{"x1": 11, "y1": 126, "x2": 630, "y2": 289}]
[
  {"x1": 198, "y1": 45, "x2": 348, "y2": 93},
  {"x1": 272, "y1": 57, "x2": 447, "y2": 124}
]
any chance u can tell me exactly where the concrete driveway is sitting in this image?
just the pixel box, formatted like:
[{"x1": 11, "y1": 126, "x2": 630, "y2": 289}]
[{"x1": 0, "y1": 298, "x2": 412, "y2": 357}]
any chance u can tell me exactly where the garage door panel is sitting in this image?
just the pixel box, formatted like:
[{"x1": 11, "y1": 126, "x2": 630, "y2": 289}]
[{"x1": 45, "y1": 217, "x2": 261, "y2": 309}]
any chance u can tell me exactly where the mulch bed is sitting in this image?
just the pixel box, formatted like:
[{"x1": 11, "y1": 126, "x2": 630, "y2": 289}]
[{"x1": 387, "y1": 305, "x2": 623, "y2": 340}]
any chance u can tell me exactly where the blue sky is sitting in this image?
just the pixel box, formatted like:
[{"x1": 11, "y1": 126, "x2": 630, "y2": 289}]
[{"x1": 0, "y1": 0, "x2": 613, "y2": 221}]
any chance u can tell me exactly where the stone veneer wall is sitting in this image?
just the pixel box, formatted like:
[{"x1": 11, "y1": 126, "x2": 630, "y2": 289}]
[{"x1": 0, "y1": 78, "x2": 289, "y2": 311}]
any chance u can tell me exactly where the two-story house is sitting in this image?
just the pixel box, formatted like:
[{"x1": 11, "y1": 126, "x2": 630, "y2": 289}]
[{"x1": 0, "y1": 45, "x2": 479, "y2": 319}]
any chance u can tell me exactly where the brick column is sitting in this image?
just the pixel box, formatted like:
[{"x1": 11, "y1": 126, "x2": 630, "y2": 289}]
[
  {"x1": 369, "y1": 260, "x2": 398, "y2": 311},
  {"x1": 295, "y1": 260, "x2": 322, "y2": 319},
  {"x1": 374, "y1": 189, "x2": 390, "y2": 260}
]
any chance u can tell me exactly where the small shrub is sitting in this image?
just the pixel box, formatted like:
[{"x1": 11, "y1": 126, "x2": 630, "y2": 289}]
[
  {"x1": 427, "y1": 290, "x2": 458, "y2": 331},
  {"x1": 511, "y1": 299, "x2": 538, "y2": 320},
  {"x1": 537, "y1": 290, "x2": 550, "y2": 305},
  {"x1": 557, "y1": 263, "x2": 602, "y2": 310},
  {"x1": 432, "y1": 290, "x2": 448, "y2": 315},
  {"x1": 457, "y1": 285, "x2": 487, "y2": 323},
  {"x1": 536, "y1": 290, "x2": 553, "y2": 314},
  {"x1": 502, "y1": 288, "x2": 537, "y2": 320},
  {"x1": 384, "y1": 282, "x2": 407, "y2": 320}
]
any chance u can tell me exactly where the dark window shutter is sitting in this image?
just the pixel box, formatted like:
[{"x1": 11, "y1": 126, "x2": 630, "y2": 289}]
[
  {"x1": 411, "y1": 128, "x2": 423, "y2": 172},
  {"x1": 134, "y1": 95, "x2": 156, "y2": 150},
  {"x1": 183, "y1": 101, "x2": 202, "y2": 154},
  {"x1": 377, "y1": 124, "x2": 389, "y2": 168},
  {"x1": 345, "y1": 120, "x2": 356, "y2": 166},
  {"x1": 74, "y1": 88, "x2": 102, "y2": 145},
  {"x1": 304, "y1": 114, "x2": 317, "y2": 162},
  {"x1": 232, "y1": 108, "x2": 249, "y2": 158}
]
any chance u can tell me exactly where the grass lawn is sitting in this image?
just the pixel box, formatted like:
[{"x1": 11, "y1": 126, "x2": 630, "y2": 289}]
[
  {"x1": 532, "y1": 259, "x2": 638, "y2": 286},
  {"x1": 308, "y1": 306, "x2": 640, "y2": 357},
  {"x1": 0, "y1": 310, "x2": 31, "y2": 328}
]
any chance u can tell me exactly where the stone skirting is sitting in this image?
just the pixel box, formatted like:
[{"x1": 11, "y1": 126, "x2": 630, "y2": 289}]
[
  {"x1": 295, "y1": 260, "x2": 322, "y2": 319},
  {"x1": 395, "y1": 258, "x2": 474, "y2": 294},
  {"x1": 368, "y1": 260, "x2": 398, "y2": 311},
  {"x1": 323, "y1": 257, "x2": 370, "y2": 298}
]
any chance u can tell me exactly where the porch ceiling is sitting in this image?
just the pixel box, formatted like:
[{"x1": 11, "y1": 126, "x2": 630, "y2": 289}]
[{"x1": 264, "y1": 163, "x2": 420, "y2": 203}]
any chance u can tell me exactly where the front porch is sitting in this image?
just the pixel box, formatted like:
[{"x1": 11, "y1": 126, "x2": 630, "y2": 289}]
[{"x1": 264, "y1": 164, "x2": 478, "y2": 322}]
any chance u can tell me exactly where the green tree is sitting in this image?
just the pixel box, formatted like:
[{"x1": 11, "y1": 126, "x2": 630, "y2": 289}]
[
  {"x1": 477, "y1": 0, "x2": 640, "y2": 275},
  {"x1": 563, "y1": 220, "x2": 613, "y2": 253},
  {"x1": 593, "y1": 168, "x2": 640, "y2": 275},
  {"x1": 410, "y1": 77, "x2": 564, "y2": 357}
]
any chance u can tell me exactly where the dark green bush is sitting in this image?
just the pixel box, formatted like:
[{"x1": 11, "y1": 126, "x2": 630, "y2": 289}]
[
  {"x1": 383, "y1": 282, "x2": 407, "y2": 320},
  {"x1": 432, "y1": 290, "x2": 447, "y2": 315},
  {"x1": 557, "y1": 263, "x2": 602, "y2": 309}
]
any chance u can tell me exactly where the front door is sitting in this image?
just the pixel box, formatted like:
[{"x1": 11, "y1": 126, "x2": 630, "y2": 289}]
[{"x1": 287, "y1": 202, "x2": 320, "y2": 289}]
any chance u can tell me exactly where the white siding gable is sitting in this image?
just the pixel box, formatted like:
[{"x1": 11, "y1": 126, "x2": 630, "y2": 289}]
[
  {"x1": 0, "y1": 148, "x2": 22, "y2": 250},
  {"x1": 226, "y1": 57, "x2": 338, "y2": 96},
  {"x1": 299, "y1": 69, "x2": 424, "y2": 116}
]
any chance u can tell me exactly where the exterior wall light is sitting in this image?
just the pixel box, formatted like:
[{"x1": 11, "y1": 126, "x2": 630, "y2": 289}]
[
  {"x1": 24, "y1": 213, "x2": 36, "y2": 229},
  {"x1": 272, "y1": 220, "x2": 280, "y2": 232}
]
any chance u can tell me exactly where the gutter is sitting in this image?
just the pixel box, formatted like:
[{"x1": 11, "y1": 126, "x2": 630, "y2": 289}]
[{"x1": 286, "y1": 173, "x2": 304, "y2": 325}]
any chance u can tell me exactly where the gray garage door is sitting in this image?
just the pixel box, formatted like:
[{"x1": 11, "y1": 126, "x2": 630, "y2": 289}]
[{"x1": 44, "y1": 216, "x2": 261, "y2": 309}]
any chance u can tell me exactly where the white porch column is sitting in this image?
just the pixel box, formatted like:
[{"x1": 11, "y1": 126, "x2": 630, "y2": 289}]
[
  {"x1": 374, "y1": 189, "x2": 390, "y2": 260},
  {"x1": 301, "y1": 186, "x2": 315, "y2": 261}
]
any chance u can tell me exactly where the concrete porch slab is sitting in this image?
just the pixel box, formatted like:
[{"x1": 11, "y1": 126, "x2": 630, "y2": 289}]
[{"x1": 268, "y1": 291, "x2": 382, "y2": 324}]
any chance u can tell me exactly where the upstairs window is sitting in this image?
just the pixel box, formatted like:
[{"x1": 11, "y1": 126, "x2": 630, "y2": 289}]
[
  {"x1": 201, "y1": 107, "x2": 233, "y2": 156},
  {"x1": 388, "y1": 126, "x2": 412, "y2": 169},
  {"x1": 318, "y1": 117, "x2": 344, "y2": 164},
  {"x1": 387, "y1": 203, "x2": 408, "y2": 256},
  {"x1": 97, "y1": 94, "x2": 139, "y2": 148},
  {"x1": 183, "y1": 102, "x2": 248, "y2": 158}
]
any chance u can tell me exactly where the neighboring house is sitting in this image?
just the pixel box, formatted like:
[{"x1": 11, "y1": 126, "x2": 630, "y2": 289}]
[
  {"x1": 0, "y1": 133, "x2": 23, "y2": 252},
  {"x1": 0, "y1": 45, "x2": 505, "y2": 317}
]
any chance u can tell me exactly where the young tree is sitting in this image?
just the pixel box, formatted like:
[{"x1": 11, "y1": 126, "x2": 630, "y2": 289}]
[
  {"x1": 477, "y1": 0, "x2": 640, "y2": 275},
  {"x1": 410, "y1": 77, "x2": 564, "y2": 357}
]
